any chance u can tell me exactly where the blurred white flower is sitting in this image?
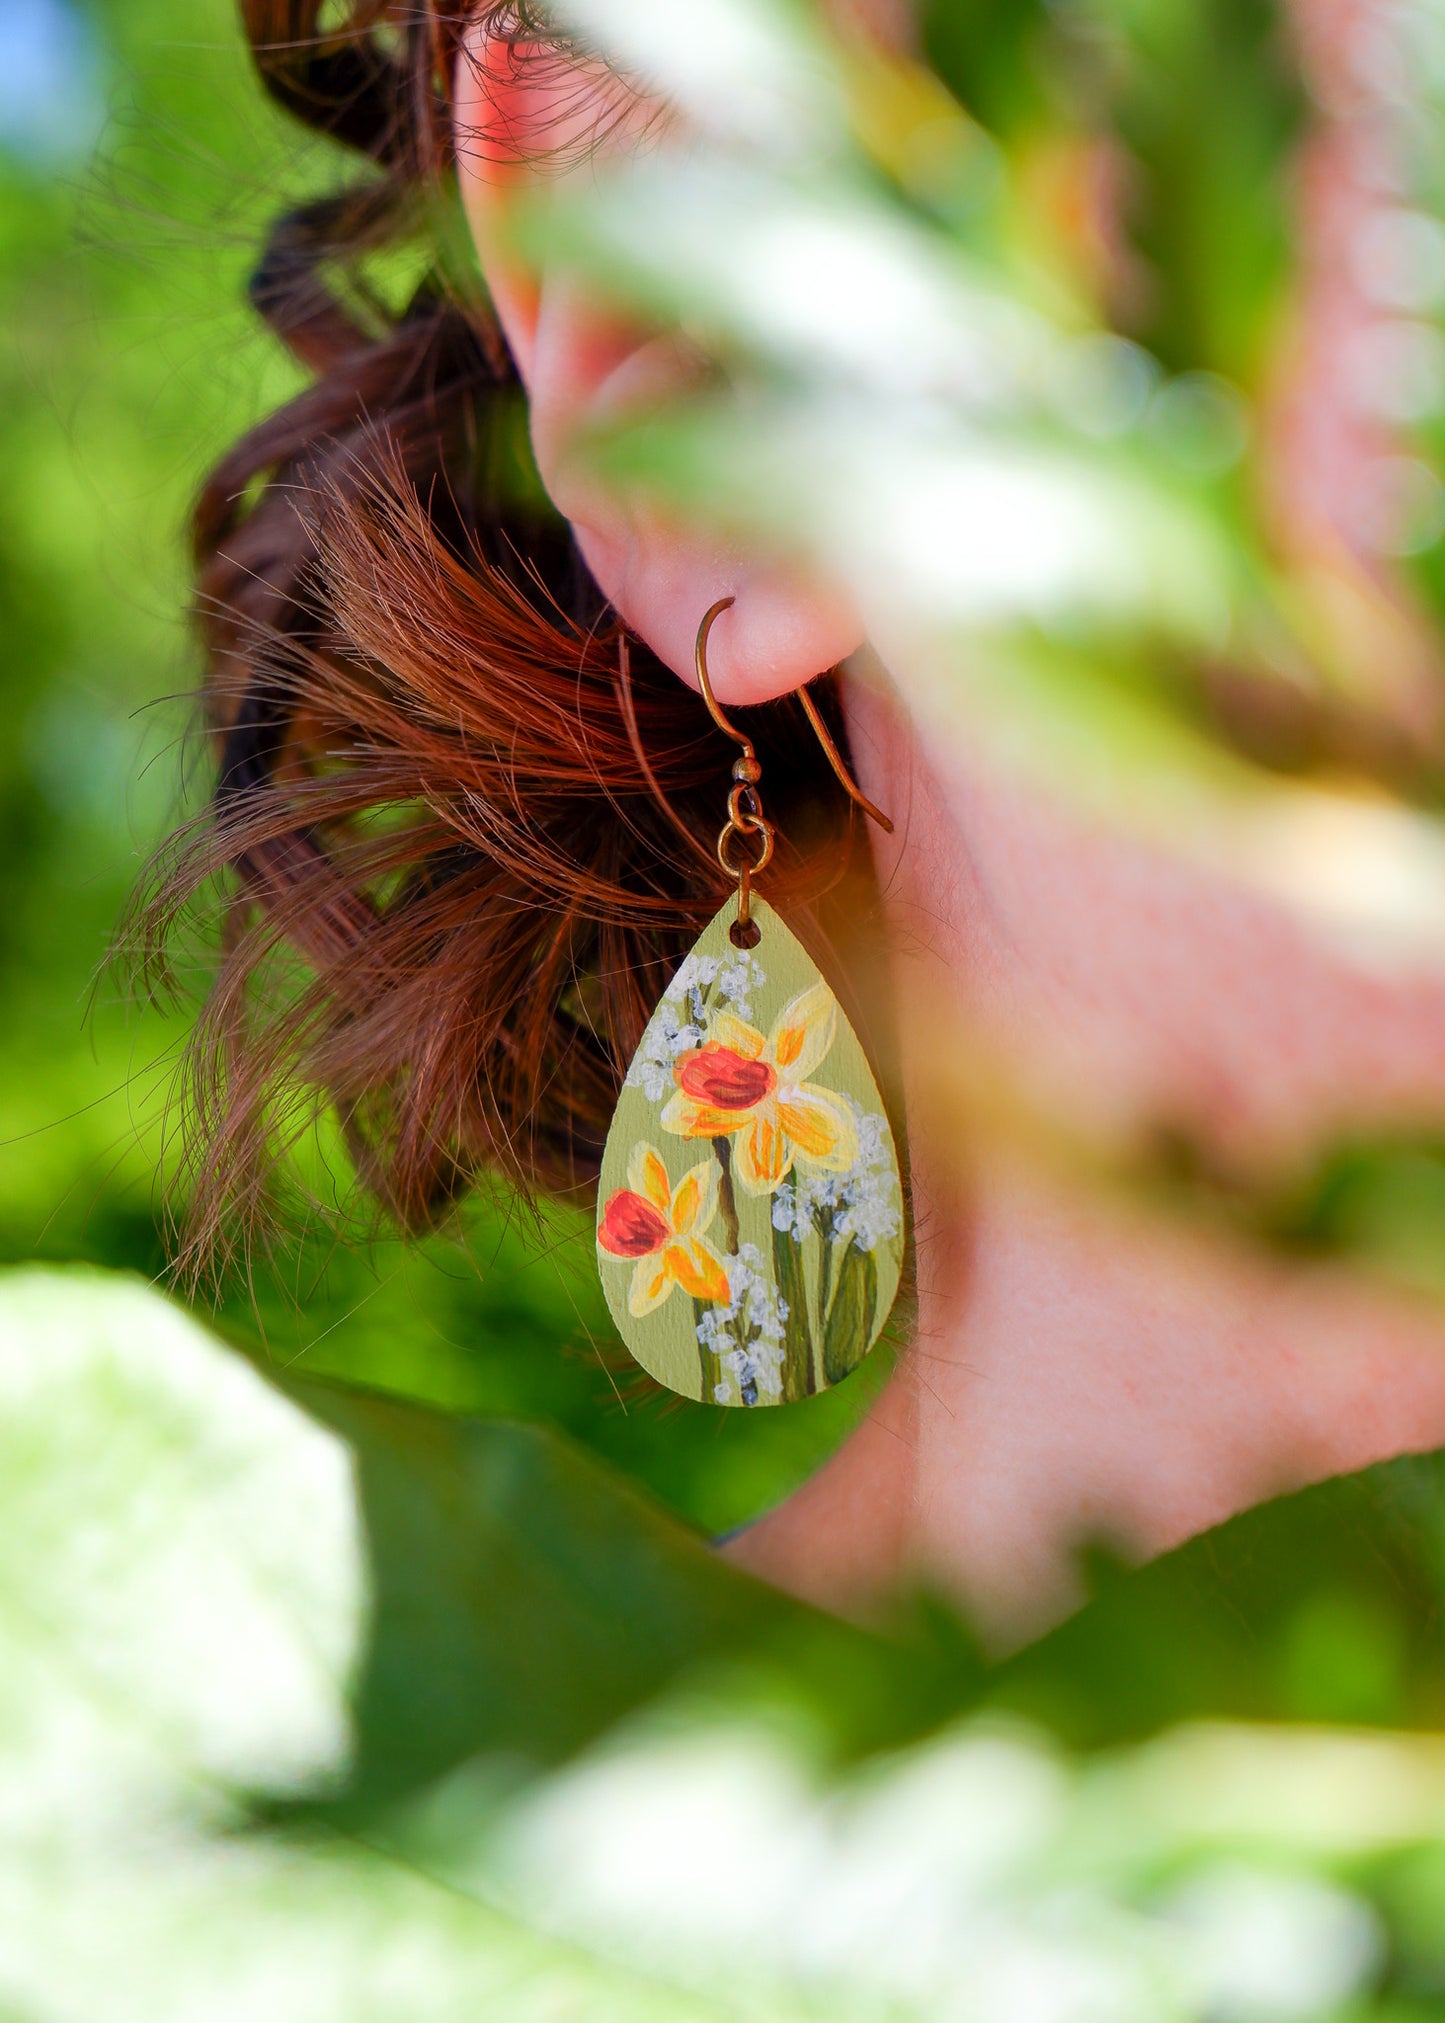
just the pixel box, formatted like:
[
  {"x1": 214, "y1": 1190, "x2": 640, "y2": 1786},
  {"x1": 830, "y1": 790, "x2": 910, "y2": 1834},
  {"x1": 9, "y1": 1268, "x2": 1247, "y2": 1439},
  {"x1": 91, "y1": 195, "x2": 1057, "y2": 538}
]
[
  {"x1": 1164, "y1": 1865, "x2": 1382, "y2": 2021},
  {"x1": 554, "y1": 0, "x2": 845, "y2": 155}
]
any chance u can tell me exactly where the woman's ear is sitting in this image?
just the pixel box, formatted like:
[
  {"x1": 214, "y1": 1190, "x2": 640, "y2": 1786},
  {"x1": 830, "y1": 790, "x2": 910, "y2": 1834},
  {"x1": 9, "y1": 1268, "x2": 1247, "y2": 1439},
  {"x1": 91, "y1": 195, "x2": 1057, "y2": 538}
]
[{"x1": 452, "y1": 22, "x2": 864, "y2": 702}]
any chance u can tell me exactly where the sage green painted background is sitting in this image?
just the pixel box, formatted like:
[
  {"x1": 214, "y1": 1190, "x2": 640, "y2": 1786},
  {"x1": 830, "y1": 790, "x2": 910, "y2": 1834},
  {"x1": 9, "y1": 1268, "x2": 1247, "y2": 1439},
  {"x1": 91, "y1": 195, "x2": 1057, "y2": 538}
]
[{"x1": 597, "y1": 898, "x2": 905, "y2": 1405}]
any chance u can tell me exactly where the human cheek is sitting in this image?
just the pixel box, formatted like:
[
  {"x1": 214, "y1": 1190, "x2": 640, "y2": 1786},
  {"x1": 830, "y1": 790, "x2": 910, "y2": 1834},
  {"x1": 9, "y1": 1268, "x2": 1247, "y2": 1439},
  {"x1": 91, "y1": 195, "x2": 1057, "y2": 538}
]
[{"x1": 452, "y1": 21, "x2": 864, "y2": 699}]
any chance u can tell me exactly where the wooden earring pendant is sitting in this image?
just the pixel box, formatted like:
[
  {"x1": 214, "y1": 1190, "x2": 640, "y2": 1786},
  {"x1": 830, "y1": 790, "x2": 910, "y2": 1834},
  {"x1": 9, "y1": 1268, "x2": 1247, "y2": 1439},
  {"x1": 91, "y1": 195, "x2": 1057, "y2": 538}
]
[{"x1": 595, "y1": 600, "x2": 905, "y2": 1407}]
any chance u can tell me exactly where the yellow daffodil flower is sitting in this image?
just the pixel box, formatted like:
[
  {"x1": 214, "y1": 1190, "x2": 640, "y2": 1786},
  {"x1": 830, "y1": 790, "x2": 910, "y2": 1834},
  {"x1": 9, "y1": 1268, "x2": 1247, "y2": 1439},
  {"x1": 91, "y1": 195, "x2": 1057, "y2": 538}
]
[
  {"x1": 597, "y1": 1142, "x2": 731, "y2": 1316},
  {"x1": 660, "y1": 982, "x2": 858, "y2": 1194}
]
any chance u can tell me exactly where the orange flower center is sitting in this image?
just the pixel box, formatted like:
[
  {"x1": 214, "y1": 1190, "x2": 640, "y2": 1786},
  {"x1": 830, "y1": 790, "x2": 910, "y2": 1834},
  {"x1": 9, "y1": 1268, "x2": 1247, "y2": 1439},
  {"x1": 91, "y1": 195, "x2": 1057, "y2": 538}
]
[
  {"x1": 675, "y1": 1045, "x2": 777, "y2": 1111},
  {"x1": 598, "y1": 1189, "x2": 670, "y2": 1257}
]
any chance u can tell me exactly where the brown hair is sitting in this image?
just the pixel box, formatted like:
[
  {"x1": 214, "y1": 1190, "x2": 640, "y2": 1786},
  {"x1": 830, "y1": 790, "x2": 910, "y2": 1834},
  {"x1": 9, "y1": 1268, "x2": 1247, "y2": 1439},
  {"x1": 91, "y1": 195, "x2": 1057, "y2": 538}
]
[{"x1": 150, "y1": 0, "x2": 867, "y2": 1278}]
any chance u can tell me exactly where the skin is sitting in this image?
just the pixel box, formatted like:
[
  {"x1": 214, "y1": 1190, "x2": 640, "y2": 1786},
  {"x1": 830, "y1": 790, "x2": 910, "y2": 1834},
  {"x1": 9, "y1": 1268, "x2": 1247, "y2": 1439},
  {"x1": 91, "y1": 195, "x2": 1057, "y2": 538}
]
[{"x1": 454, "y1": 9, "x2": 1445, "y2": 1647}]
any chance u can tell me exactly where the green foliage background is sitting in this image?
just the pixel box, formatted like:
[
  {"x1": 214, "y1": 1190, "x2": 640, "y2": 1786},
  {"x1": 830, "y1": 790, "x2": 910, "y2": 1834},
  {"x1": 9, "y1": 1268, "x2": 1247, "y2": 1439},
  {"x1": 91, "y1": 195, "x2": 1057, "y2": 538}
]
[
  {"x1": 12, "y1": 2, "x2": 1445, "y2": 2015},
  {"x1": 0, "y1": 0, "x2": 890, "y2": 1539},
  {"x1": 9, "y1": 0, "x2": 1445, "y2": 1545}
]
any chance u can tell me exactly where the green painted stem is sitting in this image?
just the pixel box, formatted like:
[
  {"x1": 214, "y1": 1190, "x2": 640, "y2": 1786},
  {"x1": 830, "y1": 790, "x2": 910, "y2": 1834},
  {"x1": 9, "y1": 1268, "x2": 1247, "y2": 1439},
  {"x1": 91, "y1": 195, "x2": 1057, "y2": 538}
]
[
  {"x1": 772, "y1": 1219, "x2": 814, "y2": 1400},
  {"x1": 692, "y1": 1296, "x2": 723, "y2": 1403},
  {"x1": 712, "y1": 1137, "x2": 741, "y2": 1257}
]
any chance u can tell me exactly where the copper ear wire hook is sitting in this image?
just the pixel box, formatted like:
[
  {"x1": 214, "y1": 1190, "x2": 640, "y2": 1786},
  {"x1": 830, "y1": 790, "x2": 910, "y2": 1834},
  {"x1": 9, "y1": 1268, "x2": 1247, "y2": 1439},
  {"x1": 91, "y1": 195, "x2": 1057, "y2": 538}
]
[
  {"x1": 696, "y1": 598, "x2": 770, "y2": 937},
  {"x1": 695, "y1": 597, "x2": 895, "y2": 836},
  {"x1": 795, "y1": 688, "x2": 894, "y2": 834},
  {"x1": 694, "y1": 596, "x2": 752, "y2": 754}
]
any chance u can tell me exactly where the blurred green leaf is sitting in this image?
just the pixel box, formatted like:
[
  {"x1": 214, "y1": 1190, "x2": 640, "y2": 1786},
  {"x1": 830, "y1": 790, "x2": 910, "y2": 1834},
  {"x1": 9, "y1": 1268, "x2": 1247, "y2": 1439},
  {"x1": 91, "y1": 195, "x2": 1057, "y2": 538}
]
[
  {"x1": 995, "y1": 1453, "x2": 1445, "y2": 1742},
  {"x1": 526, "y1": 0, "x2": 1445, "y2": 979},
  {"x1": 21, "y1": 1263, "x2": 1445, "y2": 2016},
  {"x1": 0, "y1": 1262, "x2": 936, "y2": 2019},
  {"x1": 295, "y1": 1367, "x2": 887, "y2": 1810},
  {"x1": 0, "y1": 1263, "x2": 960, "y2": 1786}
]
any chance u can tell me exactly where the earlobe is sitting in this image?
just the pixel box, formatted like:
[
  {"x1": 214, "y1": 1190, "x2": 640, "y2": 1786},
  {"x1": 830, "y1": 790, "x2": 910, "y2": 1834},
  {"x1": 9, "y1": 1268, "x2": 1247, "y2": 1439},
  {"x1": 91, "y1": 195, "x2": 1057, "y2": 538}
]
[{"x1": 452, "y1": 23, "x2": 865, "y2": 702}]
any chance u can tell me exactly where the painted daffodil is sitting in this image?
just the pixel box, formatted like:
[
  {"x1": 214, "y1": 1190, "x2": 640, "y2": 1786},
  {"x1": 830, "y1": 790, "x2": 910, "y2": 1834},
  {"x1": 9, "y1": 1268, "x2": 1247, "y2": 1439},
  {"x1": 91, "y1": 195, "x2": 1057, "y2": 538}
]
[
  {"x1": 597, "y1": 1143, "x2": 731, "y2": 1316},
  {"x1": 661, "y1": 981, "x2": 859, "y2": 1194}
]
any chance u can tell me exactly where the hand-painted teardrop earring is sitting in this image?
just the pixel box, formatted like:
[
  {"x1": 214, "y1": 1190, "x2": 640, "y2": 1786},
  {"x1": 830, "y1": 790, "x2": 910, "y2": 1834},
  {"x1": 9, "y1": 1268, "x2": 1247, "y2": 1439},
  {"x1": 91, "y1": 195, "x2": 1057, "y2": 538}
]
[{"x1": 596, "y1": 599, "x2": 905, "y2": 1408}]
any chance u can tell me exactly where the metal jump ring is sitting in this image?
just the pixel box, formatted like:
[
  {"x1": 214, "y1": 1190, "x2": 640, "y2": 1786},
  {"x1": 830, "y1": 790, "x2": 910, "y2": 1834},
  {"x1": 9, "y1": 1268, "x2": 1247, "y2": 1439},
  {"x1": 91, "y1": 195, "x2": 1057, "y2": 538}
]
[
  {"x1": 717, "y1": 818, "x2": 775, "y2": 879},
  {"x1": 726, "y1": 782, "x2": 766, "y2": 834}
]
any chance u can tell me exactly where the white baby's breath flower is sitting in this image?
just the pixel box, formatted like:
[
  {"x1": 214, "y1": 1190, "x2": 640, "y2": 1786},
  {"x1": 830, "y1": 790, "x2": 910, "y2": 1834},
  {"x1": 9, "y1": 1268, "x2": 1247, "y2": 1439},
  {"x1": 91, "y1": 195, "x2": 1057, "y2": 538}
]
[
  {"x1": 697, "y1": 1239, "x2": 788, "y2": 1403},
  {"x1": 714, "y1": 952, "x2": 766, "y2": 1020},
  {"x1": 665, "y1": 954, "x2": 720, "y2": 1005},
  {"x1": 777, "y1": 1100, "x2": 901, "y2": 1254}
]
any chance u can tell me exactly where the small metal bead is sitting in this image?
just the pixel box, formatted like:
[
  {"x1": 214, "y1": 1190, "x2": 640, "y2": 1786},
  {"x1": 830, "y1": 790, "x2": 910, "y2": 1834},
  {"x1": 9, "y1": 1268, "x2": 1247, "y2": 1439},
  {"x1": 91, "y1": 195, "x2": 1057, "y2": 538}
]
[{"x1": 732, "y1": 754, "x2": 762, "y2": 784}]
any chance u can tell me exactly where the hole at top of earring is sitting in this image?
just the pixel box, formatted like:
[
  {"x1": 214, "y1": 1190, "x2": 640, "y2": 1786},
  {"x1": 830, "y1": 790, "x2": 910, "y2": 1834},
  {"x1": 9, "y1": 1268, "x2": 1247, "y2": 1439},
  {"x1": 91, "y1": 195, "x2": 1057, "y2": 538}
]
[{"x1": 729, "y1": 916, "x2": 762, "y2": 951}]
